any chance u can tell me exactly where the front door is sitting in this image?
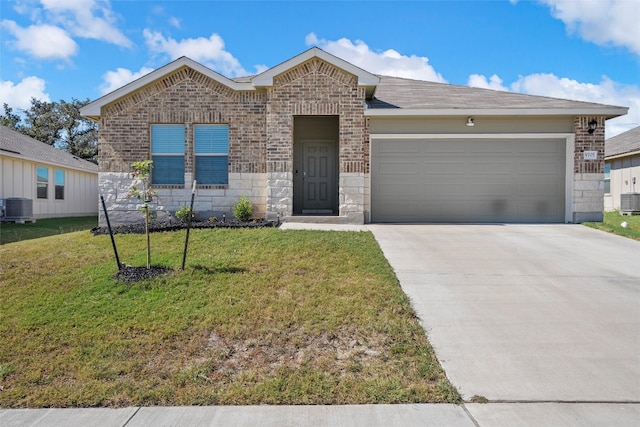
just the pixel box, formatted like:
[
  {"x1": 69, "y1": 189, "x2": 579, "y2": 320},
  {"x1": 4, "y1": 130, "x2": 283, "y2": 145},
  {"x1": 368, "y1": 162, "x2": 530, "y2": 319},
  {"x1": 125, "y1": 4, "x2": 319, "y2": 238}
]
[{"x1": 301, "y1": 140, "x2": 335, "y2": 214}]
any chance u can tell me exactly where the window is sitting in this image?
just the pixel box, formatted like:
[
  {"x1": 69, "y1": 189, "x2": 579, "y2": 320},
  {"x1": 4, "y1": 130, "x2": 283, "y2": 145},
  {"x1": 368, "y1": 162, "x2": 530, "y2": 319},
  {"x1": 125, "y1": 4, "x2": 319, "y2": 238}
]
[
  {"x1": 151, "y1": 125, "x2": 185, "y2": 185},
  {"x1": 55, "y1": 169, "x2": 65, "y2": 200},
  {"x1": 604, "y1": 163, "x2": 611, "y2": 194},
  {"x1": 194, "y1": 124, "x2": 229, "y2": 185},
  {"x1": 37, "y1": 166, "x2": 48, "y2": 199}
]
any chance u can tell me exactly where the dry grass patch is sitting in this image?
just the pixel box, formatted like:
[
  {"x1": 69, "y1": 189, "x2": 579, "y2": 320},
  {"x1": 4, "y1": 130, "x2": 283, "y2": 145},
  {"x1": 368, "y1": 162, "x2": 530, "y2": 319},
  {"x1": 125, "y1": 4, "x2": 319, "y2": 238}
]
[{"x1": 0, "y1": 228, "x2": 459, "y2": 407}]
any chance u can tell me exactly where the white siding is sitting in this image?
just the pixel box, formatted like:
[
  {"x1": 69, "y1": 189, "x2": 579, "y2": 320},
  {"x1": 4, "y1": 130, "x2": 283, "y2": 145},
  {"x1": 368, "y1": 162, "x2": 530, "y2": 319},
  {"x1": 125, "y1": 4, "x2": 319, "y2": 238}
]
[
  {"x1": 1, "y1": 155, "x2": 98, "y2": 218},
  {"x1": 605, "y1": 154, "x2": 640, "y2": 211}
]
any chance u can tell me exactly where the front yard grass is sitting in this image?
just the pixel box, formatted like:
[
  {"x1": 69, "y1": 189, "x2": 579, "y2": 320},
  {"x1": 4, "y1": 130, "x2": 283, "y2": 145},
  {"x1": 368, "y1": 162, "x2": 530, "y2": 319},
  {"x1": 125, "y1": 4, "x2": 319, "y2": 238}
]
[
  {"x1": 0, "y1": 228, "x2": 459, "y2": 407},
  {"x1": 583, "y1": 211, "x2": 640, "y2": 241},
  {"x1": 0, "y1": 216, "x2": 98, "y2": 245}
]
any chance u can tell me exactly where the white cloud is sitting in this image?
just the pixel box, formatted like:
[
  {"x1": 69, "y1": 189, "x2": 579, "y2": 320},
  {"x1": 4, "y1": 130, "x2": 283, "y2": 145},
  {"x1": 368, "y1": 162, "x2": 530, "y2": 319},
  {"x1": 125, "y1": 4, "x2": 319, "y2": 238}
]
[
  {"x1": 1, "y1": 20, "x2": 77, "y2": 60},
  {"x1": 168, "y1": 17, "x2": 181, "y2": 29},
  {"x1": 40, "y1": 0, "x2": 132, "y2": 47},
  {"x1": 467, "y1": 74, "x2": 509, "y2": 91},
  {"x1": 470, "y1": 71, "x2": 639, "y2": 137},
  {"x1": 143, "y1": 29, "x2": 249, "y2": 77},
  {"x1": 512, "y1": 73, "x2": 639, "y2": 137},
  {"x1": 99, "y1": 67, "x2": 155, "y2": 95},
  {"x1": 538, "y1": 0, "x2": 640, "y2": 55},
  {"x1": 0, "y1": 76, "x2": 50, "y2": 109},
  {"x1": 306, "y1": 33, "x2": 446, "y2": 83}
]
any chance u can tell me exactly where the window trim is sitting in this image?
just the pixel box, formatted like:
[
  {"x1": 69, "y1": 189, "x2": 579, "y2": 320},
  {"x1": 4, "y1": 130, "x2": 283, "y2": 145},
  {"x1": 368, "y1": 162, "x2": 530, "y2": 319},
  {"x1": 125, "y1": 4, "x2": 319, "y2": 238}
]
[
  {"x1": 37, "y1": 166, "x2": 48, "y2": 199},
  {"x1": 55, "y1": 169, "x2": 65, "y2": 200},
  {"x1": 604, "y1": 163, "x2": 611, "y2": 194},
  {"x1": 150, "y1": 124, "x2": 185, "y2": 186},
  {"x1": 194, "y1": 124, "x2": 229, "y2": 186}
]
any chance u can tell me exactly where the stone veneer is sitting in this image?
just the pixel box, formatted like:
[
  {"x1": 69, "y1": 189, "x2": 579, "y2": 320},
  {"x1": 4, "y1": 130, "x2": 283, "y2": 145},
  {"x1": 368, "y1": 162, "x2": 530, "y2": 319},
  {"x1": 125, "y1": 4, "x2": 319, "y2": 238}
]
[
  {"x1": 572, "y1": 116, "x2": 606, "y2": 222},
  {"x1": 98, "y1": 172, "x2": 266, "y2": 224}
]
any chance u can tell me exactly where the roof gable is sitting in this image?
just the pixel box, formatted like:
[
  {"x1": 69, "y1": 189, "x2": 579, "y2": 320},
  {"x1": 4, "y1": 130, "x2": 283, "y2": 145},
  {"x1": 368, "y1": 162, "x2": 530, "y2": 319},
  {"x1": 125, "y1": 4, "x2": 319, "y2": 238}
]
[
  {"x1": 81, "y1": 57, "x2": 254, "y2": 119},
  {"x1": 0, "y1": 126, "x2": 98, "y2": 173},
  {"x1": 605, "y1": 126, "x2": 640, "y2": 159},
  {"x1": 251, "y1": 47, "x2": 380, "y2": 96}
]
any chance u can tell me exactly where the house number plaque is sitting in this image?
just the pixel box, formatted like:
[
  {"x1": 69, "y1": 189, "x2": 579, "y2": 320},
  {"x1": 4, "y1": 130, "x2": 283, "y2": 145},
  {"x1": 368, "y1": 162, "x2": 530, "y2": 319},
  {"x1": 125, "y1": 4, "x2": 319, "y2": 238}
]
[{"x1": 583, "y1": 151, "x2": 598, "y2": 160}]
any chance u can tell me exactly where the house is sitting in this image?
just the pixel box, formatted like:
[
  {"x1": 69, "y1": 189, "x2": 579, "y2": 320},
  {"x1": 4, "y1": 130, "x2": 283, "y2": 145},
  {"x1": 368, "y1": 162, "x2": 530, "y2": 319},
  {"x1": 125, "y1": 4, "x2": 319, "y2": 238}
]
[
  {"x1": 604, "y1": 126, "x2": 640, "y2": 212},
  {"x1": 81, "y1": 47, "x2": 627, "y2": 225},
  {"x1": 0, "y1": 125, "x2": 98, "y2": 220}
]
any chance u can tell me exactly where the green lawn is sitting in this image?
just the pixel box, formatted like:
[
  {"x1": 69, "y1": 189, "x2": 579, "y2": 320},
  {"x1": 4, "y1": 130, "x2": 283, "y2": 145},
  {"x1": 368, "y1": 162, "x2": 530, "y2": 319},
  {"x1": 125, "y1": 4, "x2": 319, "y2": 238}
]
[
  {"x1": 583, "y1": 211, "x2": 640, "y2": 241},
  {"x1": 0, "y1": 216, "x2": 98, "y2": 245},
  {"x1": 0, "y1": 228, "x2": 459, "y2": 408}
]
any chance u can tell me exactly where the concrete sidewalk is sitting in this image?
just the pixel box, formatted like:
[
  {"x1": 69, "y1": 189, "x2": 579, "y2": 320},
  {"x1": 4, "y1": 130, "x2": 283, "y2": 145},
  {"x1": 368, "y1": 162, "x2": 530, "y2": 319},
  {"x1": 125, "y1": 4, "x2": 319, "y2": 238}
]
[{"x1": 2, "y1": 403, "x2": 639, "y2": 426}]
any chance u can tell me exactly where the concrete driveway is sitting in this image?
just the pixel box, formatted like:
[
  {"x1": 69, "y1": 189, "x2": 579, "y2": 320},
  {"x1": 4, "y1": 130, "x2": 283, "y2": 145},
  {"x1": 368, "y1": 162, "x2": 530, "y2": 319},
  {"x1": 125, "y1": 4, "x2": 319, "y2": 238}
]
[{"x1": 369, "y1": 224, "x2": 640, "y2": 403}]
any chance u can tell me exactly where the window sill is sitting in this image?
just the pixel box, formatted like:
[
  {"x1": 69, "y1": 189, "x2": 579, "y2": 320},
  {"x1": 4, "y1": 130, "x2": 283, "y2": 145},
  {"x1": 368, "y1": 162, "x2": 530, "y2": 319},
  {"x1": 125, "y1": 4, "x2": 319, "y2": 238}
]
[
  {"x1": 152, "y1": 185, "x2": 184, "y2": 189},
  {"x1": 197, "y1": 185, "x2": 229, "y2": 190}
]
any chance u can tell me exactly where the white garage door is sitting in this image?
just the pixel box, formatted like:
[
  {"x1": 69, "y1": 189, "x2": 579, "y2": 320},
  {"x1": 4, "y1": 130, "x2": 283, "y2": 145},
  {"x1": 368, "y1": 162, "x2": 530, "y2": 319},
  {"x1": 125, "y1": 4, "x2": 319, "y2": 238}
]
[{"x1": 371, "y1": 138, "x2": 566, "y2": 223}]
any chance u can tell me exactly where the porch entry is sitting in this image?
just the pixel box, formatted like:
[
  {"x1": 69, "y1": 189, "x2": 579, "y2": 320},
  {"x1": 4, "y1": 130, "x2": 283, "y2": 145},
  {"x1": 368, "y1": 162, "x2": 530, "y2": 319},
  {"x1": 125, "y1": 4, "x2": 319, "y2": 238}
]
[{"x1": 293, "y1": 116, "x2": 339, "y2": 215}]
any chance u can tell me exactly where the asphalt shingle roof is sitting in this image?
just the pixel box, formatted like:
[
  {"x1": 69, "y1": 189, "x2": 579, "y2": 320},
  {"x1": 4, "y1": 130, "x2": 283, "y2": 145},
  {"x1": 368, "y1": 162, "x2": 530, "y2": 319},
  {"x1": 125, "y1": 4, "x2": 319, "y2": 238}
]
[
  {"x1": 0, "y1": 125, "x2": 98, "y2": 173},
  {"x1": 605, "y1": 125, "x2": 640, "y2": 158},
  {"x1": 368, "y1": 76, "x2": 624, "y2": 111}
]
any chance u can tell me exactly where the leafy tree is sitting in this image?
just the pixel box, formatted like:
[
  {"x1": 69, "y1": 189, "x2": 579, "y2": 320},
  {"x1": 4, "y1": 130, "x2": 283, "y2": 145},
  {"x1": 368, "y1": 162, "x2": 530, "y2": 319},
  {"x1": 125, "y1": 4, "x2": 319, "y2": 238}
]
[
  {"x1": 0, "y1": 98, "x2": 98, "y2": 163},
  {"x1": 57, "y1": 99, "x2": 98, "y2": 163},
  {"x1": 0, "y1": 104, "x2": 22, "y2": 130}
]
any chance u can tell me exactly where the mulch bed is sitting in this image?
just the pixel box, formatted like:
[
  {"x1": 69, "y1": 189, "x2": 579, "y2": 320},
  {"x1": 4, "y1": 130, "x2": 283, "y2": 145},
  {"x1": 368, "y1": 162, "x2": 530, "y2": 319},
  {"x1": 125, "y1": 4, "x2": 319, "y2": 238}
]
[
  {"x1": 91, "y1": 218, "x2": 277, "y2": 236},
  {"x1": 114, "y1": 265, "x2": 172, "y2": 283}
]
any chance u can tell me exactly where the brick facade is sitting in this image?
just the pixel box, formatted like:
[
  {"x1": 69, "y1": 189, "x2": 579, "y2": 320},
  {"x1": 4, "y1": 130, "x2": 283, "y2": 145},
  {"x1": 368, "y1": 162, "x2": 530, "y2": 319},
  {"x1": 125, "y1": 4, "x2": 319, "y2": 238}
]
[
  {"x1": 89, "y1": 50, "x2": 620, "y2": 225},
  {"x1": 264, "y1": 58, "x2": 368, "y2": 220},
  {"x1": 98, "y1": 66, "x2": 267, "y2": 174},
  {"x1": 95, "y1": 58, "x2": 370, "y2": 224}
]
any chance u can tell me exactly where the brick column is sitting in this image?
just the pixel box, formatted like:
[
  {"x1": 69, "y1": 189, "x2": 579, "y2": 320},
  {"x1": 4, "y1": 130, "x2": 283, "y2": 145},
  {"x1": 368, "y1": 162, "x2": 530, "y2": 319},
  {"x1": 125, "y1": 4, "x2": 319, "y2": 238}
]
[{"x1": 572, "y1": 116, "x2": 605, "y2": 222}]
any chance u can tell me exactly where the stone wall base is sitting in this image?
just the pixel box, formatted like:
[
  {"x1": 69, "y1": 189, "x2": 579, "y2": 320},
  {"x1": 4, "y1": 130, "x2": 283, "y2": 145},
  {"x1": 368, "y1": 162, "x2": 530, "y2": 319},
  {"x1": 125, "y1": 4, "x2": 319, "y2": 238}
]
[
  {"x1": 98, "y1": 172, "x2": 267, "y2": 226},
  {"x1": 572, "y1": 173, "x2": 604, "y2": 223}
]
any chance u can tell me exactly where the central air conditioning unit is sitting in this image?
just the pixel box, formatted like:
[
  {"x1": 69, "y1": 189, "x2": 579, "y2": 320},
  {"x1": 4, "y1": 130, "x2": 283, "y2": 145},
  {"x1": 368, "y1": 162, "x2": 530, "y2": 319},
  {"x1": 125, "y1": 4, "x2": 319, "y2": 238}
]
[
  {"x1": 3, "y1": 197, "x2": 35, "y2": 223},
  {"x1": 620, "y1": 193, "x2": 640, "y2": 215}
]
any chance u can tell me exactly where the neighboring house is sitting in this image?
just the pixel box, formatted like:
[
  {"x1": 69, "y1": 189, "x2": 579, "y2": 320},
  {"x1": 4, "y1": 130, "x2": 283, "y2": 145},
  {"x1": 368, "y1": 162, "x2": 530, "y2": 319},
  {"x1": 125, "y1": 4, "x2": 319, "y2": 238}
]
[
  {"x1": 81, "y1": 47, "x2": 627, "y2": 225},
  {"x1": 0, "y1": 125, "x2": 98, "y2": 220},
  {"x1": 604, "y1": 126, "x2": 640, "y2": 212}
]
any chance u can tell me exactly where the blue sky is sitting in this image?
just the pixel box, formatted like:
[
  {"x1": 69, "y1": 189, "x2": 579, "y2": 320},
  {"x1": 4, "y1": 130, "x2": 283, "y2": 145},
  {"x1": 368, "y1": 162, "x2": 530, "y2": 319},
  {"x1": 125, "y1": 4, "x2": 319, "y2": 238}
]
[{"x1": 1, "y1": 0, "x2": 638, "y2": 137}]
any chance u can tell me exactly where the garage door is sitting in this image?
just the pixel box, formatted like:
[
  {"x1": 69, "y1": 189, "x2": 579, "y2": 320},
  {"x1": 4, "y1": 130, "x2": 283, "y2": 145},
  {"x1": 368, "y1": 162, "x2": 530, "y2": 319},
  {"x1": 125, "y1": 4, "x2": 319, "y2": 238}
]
[{"x1": 371, "y1": 138, "x2": 566, "y2": 223}]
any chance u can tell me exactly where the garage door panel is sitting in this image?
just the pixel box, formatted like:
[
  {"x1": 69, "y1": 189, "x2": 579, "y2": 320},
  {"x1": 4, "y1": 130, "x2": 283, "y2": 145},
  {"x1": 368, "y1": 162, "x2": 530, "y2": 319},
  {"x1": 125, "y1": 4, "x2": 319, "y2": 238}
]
[
  {"x1": 377, "y1": 141, "x2": 420, "y2": 154},
  {"x1": 378, "y1": 161, "x2": 419, "y2": 174},
  {"x1": 518, "y1": 160, "x2": 563, "y2": 175},
  {"x1": 468, "y1": 182, "x2": 514, "y2": 197},
  {"x1": 371, "y1": 138, "x2": 566, "y2": 223},
  {"x1": 470, "y1": 161, "x2": 514, "y2": 174},
  {"x1": 423, "y1": 161, "x2": 466, "y2": 174},
  {"x1": 518, "y1": 139, "x2": 563, "y2": 153}
]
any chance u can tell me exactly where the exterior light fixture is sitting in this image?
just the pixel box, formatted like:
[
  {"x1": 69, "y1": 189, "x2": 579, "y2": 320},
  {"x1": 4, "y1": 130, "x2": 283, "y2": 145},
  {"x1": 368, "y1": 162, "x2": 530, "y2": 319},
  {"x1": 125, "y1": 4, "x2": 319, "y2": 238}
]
[
  {"x1": 466, "y1": 117, "x2": 475, "y2": 127},
  {"x1": 588, "y1": 119, "x2": 598, "y2": 134}
]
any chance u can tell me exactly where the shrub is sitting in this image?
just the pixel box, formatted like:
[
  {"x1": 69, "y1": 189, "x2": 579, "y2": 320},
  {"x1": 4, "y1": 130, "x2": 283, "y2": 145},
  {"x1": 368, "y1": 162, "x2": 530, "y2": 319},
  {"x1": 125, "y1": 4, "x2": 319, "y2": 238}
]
[
  {"x1": 233, "y1": 195, "x2": 254, "y2": 222},
  {"x1": 175, "y1": 205, "x2": 195, "y2": 223}
]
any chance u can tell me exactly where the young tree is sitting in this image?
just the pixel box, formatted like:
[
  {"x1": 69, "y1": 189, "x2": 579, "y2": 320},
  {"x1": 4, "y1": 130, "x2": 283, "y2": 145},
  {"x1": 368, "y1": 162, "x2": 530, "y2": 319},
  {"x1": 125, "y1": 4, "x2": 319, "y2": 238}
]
[{"x1": 128, "y1": 160, "x2": 157, "y2": 269}]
